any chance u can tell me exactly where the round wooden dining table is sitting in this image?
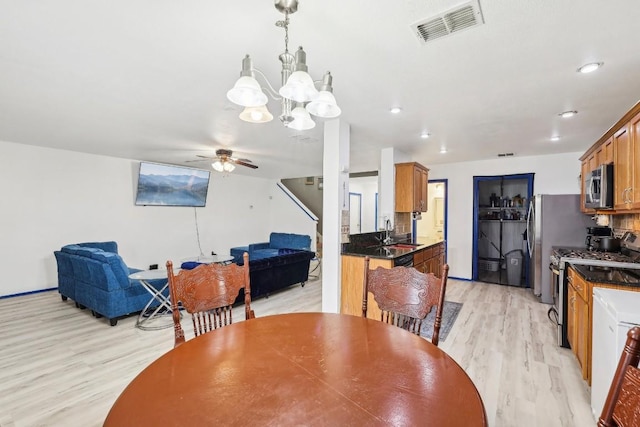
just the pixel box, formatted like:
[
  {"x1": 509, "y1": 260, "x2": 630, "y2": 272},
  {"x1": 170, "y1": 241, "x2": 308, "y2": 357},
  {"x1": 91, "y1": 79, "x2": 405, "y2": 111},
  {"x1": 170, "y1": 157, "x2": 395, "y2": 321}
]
[{"x1": 104, "y1": 312, "x2": 487, "y2": 426}]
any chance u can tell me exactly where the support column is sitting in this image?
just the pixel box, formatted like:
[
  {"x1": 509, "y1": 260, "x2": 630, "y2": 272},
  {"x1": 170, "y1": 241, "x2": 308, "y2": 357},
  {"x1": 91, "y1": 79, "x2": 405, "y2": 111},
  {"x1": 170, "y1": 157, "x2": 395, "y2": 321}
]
[{"x1": 322, "y1": 119, "x2": 349, "y2": 313}]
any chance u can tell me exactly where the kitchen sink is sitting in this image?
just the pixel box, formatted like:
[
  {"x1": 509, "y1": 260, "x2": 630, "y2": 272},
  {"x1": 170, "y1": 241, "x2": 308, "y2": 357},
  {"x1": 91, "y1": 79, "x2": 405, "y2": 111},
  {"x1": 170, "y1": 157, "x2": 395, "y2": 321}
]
[{"x1": 385, "y1": 243, "x2": 420, "y2": 249}]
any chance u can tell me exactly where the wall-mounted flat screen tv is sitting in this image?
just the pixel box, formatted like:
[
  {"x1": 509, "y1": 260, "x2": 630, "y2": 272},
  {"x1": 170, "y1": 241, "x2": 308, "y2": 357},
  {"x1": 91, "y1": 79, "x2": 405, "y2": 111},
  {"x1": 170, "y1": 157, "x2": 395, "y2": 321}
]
[{"x1": 135, "y1": 162, "x2": 211, "y2": 207}]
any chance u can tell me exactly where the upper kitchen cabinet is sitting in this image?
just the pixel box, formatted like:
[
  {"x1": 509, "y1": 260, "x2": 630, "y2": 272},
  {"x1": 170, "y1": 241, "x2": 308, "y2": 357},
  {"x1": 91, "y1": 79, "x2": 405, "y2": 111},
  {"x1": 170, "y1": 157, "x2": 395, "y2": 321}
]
[
  {"x1": 395, "y1": 162, "x2": 429, "y2": 213},
  {"x1": 613, "y1": 111, "x2": 640, "y2": 210},
  {"x1": 580, "y1": 101, "x2": 640, "y2": 213}
]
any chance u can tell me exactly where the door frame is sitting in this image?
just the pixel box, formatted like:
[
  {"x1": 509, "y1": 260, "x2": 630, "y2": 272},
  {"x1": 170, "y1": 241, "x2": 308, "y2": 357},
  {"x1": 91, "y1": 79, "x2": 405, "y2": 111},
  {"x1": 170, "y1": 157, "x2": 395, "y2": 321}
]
[
  {"x1": 471, "y1": 173, "x2": 534, "y2": 284},
  {"x1": 413, "y1": 179, "x2": 448, "y2": 262},
  {"x1": 349, "y1": 192, "x2": 362, "y2": 234}
]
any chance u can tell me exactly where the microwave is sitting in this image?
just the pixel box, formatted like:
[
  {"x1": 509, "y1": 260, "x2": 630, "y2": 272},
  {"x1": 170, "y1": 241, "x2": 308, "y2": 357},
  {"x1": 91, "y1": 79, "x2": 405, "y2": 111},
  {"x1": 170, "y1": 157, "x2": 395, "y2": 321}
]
[{"x1": 585, "y1": 163, "x2": 613, "y2": 209}]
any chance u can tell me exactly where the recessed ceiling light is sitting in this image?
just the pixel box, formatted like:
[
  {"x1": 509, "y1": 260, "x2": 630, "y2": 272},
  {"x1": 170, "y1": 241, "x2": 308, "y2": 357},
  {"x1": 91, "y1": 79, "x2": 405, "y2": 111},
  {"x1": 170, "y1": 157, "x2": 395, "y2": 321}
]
[
  {"x1": 577, "y1": 62, "x2": 603, "y2": 74},
  {"x1": 439, "y1": 147, "x2": 447, "y2": 154},
  {"x1": 559, "y1": 110, "x2": 578, "y2": 118},
  {"x1": 550, "y1": 136, "x2": 561, "y2": 142},
  {"x1": 420, "y1": 132, "x2": 430, "y2": 139},
  {"x1": 389, "y1": 107, "x2": 402, "y2": 114}
]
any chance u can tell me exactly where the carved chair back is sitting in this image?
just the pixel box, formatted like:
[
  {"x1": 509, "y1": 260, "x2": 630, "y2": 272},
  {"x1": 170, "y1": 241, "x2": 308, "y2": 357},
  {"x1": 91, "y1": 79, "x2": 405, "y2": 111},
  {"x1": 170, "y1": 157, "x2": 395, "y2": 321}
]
[
  {"x1": 362, "y1": 257, "x2": 449, "y2": 346},
  {"x1": 166, "y1": 252, "x2": 255, "y2": 348},
  {"x1": 598, "y1": 326, "x2": 640, "y2": 427}
]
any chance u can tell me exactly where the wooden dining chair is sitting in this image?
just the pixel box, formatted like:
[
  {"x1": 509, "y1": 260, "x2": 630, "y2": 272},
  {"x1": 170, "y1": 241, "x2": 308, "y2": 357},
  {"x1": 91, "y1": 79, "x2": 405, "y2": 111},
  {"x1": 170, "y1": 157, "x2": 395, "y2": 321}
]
[
  {"x1": 166, "y1": 252, "x2": 255, "y2": 348},
  {"x1": 362, "y1": 257, "x2": 449, "y2": 346},
  {"x1": 598, "y1": 326, "x2": 640, "y2": 427}
]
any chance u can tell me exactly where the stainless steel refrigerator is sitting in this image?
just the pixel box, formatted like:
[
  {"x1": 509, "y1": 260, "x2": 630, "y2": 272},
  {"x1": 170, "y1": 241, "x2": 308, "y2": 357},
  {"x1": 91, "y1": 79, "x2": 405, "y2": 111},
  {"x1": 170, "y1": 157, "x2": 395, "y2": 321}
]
[{"x1": 526, "y1": 194, "x2": 593, "y2": 304}]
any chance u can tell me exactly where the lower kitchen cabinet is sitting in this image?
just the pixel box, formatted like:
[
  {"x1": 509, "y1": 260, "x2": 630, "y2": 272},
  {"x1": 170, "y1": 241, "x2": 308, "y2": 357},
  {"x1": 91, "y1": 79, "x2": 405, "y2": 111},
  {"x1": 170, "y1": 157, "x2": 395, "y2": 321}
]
[
  {"x1": 413, "y1": 242, "x2": 445, "y2": 277},
  {"x1": 340, "y1": 255, "x2": 392, "y2": 319},
  {"x1": 567, "y1": 268, "x2": 589, "y2": 380},
  {"x1": 566, "y1": 265, "x2": 640, "y2": 385}
]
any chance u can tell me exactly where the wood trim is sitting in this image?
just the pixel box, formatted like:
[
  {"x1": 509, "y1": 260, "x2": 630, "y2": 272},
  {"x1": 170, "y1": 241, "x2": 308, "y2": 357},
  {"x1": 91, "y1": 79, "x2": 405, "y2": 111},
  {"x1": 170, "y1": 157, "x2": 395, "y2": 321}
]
[{"x1": 580, "y1": 100, "x2": 640, "y2": 161}]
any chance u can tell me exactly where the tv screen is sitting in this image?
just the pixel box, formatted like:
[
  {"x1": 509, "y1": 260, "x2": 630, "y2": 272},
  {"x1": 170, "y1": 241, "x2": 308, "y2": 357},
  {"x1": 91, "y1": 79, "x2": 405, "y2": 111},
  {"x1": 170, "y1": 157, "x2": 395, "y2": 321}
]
[{"x1": 135, "y1": 162, "x2": 211, "y2": 207}]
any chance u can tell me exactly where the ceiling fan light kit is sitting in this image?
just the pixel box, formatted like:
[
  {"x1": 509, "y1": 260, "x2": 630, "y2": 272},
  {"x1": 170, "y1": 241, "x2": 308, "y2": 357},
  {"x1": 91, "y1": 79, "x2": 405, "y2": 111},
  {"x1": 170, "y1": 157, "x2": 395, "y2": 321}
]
[
  {"x1": 226, "y1": 0, "x2": 341, "y2": 129},
  {"x1": 190, "y1": 149, "x2": 257, "y2": 173}
]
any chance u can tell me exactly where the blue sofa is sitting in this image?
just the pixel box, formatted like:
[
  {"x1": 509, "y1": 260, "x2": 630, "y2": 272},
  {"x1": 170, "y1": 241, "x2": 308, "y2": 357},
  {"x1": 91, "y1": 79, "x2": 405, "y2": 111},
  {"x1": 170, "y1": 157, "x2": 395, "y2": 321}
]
[
  {"x1": 182, "y1": 249, "x2": 315, "y2": 303},
  {"x1": 230, "y1": 232, "x2": 312, "y2": 263},
  {"x1": 54, "y1": 241, "x2": 167, "y2": 326}
]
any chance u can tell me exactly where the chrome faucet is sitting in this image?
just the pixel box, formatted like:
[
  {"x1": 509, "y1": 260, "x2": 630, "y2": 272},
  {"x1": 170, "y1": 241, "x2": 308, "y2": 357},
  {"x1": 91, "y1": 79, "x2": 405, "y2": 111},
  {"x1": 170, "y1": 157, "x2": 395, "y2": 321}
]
[{"x1": 383, "y1": 219, "x2": 393, "y2": 245}]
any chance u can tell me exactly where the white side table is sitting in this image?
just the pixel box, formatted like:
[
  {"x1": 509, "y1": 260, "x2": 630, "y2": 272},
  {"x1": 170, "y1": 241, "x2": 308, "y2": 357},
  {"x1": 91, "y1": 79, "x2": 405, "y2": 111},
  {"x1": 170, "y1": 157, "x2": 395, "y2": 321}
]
[
  {"x1": 181, "y1": 254, "x2": 234, "y2": 264},
  {"x1": 129, "y1": 269, "x2": 179, "y2": 331}
]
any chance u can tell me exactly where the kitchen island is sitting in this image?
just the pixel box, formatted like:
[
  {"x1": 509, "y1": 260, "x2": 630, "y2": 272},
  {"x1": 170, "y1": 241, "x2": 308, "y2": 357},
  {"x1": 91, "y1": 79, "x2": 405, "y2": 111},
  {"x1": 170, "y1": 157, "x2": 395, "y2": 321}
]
[{"x1": 341, "y1": 236, "x2": 445, "y2": 318}]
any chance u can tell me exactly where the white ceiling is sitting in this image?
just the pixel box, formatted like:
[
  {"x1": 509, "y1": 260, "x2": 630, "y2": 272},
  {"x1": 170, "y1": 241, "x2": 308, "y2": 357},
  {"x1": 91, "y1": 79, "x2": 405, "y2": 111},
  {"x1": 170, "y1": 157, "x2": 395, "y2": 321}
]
[{"x1": 1, "y1": 0, "x2": 639, "y2": 179}]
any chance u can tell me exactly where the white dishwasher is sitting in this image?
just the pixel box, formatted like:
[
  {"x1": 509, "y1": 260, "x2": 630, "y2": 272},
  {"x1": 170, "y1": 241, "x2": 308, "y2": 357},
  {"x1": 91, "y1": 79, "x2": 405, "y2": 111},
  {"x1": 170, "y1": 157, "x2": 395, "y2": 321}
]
[{"x1": 591, "y1": 287, "x2": 640, "y2": 418}]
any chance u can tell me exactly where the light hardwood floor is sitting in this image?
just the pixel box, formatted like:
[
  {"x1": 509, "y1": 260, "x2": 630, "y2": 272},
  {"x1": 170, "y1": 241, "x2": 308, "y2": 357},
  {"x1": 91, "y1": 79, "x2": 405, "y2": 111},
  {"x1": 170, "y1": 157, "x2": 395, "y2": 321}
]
[{"x1": 0, "y1": 275, "x2": 596, "y2": 426}]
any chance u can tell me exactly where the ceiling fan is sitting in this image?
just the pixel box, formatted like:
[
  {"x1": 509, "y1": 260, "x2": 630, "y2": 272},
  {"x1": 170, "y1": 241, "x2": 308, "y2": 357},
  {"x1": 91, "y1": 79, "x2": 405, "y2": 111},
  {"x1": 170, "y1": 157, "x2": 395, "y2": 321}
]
[{"x1": 189, "y1": 149, "x2": 258, "y2": 172}]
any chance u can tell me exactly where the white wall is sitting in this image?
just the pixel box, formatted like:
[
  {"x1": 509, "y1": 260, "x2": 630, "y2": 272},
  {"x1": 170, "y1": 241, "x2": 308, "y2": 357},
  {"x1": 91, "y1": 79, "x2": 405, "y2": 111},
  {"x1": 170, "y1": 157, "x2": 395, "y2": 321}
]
[
  {"x1": 269, "y1": 185, "x2": 318, "y2": 252},
  {"x1": 426, "y1": 151, "x2": 583, "y2": 280},
  {"x1": 1, "y1": 140, "x2": 315, "y2": 296}
]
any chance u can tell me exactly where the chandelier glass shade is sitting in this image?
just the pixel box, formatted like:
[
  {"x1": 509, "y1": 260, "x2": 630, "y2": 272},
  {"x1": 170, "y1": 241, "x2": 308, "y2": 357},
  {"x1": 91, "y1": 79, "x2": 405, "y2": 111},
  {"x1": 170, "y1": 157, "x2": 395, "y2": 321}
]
[
  {"x1": 239, "y1": 105, "x2": 274, "y2": 123},
  {"x1": 226, "y1": 0, "x2": 340, "y2": 129}
]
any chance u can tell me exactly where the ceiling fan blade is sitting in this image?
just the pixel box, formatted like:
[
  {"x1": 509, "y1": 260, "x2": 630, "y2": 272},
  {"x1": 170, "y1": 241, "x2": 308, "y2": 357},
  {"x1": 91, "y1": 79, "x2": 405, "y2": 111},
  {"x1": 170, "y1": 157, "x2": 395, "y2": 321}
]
[
  {"x1": 185, "y1": 158, "x2": 210, "y2": 163},
  {"x1": 196, "y1": 155, "x2": 216, "y2": 159},
  {"x1": 234, "y1": 160, "x2": 258, "y2": 169}
]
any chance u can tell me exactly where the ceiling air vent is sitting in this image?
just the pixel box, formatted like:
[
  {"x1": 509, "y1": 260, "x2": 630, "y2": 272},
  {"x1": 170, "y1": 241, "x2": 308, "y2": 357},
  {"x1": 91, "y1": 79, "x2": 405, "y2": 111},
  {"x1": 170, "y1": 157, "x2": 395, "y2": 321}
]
[
  {"x1": 411, "y1": 0, "x2": 484, "y2": 44},
  {"x1": 497, "y1": 153, "x2": 515, "y2": 157}
]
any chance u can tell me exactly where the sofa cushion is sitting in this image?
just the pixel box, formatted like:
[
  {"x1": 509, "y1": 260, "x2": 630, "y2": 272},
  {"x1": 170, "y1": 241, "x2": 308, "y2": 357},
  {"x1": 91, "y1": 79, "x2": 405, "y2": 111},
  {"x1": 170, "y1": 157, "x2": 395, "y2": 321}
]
[
  {"x1": 269, "y1": 232, "x2": 311, "y2": 250},
  {"x1": 61, "y1": 244, "x2": 85, "y2": 255},
  {"x1": 251, "y1": 249, "x2": 280, "y2": 260},
  {"x1": 74, "y1": 247, "x2": 103, "y2": 258},
  {"x1": 77, "y1": 241, "x2": 118, "y2": 254},
  {"x1": 90, "y1": 251, "x2": 131, "y2": 286}
]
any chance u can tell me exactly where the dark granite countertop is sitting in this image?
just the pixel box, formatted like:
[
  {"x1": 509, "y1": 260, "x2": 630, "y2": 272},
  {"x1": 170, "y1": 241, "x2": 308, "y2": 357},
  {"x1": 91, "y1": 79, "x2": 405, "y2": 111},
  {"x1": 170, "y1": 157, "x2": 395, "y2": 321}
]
[
  {"x1": 341, "y1": 233, "x2": 444, "y2": 260},
  {"x1": 571, "y1": 264, "x2": 640, "y2": 288}
]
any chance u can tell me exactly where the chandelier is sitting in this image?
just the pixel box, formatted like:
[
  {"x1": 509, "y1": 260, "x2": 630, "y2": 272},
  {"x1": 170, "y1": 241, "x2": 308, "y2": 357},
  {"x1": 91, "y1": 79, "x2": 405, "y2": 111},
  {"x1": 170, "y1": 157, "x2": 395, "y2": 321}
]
[{"x1": 226, "y1": 0, "x2": 341, "y2": 131}]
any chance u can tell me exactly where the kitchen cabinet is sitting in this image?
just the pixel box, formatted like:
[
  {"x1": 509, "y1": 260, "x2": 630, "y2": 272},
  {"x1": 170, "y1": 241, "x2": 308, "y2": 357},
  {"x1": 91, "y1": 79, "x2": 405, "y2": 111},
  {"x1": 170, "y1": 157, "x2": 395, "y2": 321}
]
[
  {"x1": 395, "y1": 162, "x2": 429, "y2": 212},
  {"x1": 567, "y1": 267, "x2": 589, "y2": 380},
  {"x1": 629, "y1": 111, "x2": 640, "y2": 209},
  {"x1": 580, "y1": 101, "x2": 640, "y2": 213},
  {"x1": 413, "y1": 242, "x2": 445, "y2": 277},
  {"x1": 340, "y1": 255, "x2": 392, "y2": 319},
  {"x1": 613, "y1": 123, "x2": 633, "y2": 209},
  {"x1": 566, "y1": 265, "x2": 640, "y2": 385}
]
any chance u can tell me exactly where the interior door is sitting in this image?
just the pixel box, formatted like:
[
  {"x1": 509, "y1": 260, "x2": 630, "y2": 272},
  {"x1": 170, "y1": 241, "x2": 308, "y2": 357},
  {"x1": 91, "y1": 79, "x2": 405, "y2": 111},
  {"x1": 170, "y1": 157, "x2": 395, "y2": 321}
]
[{"x1": 349, "y1": 193, "x2": 362, "y2": 234}]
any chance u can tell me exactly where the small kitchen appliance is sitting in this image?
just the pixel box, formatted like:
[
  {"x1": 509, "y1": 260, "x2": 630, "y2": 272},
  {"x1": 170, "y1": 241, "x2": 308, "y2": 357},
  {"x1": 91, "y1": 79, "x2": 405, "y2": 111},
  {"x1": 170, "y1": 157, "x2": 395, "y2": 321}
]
[{"x1": 585, "y1": 226, "x2": 613, "y2": 251}]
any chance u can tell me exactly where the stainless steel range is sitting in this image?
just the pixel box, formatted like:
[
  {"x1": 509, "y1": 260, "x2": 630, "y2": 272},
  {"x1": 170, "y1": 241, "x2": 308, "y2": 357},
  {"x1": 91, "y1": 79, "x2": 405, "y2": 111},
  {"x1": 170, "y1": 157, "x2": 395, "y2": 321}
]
[{"x1": 550, "y1": 231, "x2": 640, "y2": 347}]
